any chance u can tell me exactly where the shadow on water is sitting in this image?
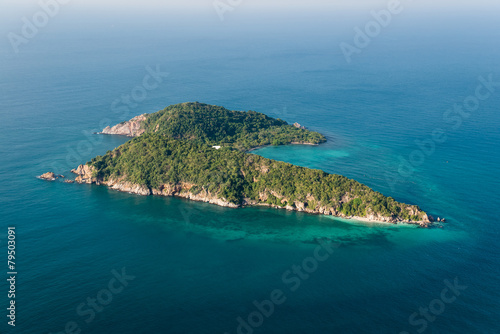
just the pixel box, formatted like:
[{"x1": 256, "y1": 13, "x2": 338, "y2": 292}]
[{"x1": 75, "y1": 181, "x2": 462, "y2": 249}]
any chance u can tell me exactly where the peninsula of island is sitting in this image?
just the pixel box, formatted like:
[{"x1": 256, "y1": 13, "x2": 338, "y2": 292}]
[{"x1": 70, "y1": 102, "x2": 431, "y2": 226}]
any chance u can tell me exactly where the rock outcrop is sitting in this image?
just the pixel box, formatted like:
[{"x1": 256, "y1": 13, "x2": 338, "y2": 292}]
[
  {"x1": 105, "y1": 178, "x2": 151, "y2": 196},
  {"x1": 39, "y1": 172, "x2": 58, "y2": 181},
  {"x1": 39, "y1": 172, "x2": 76, "y2": 183},
  {"x1": 71, "y1": 164, "x2": 98, "y2": 184},
  {"x1": 101, "y1": 114, "x2": 147, "y2": 137},
  {"x1": 293, "y1": 122, "x2": 306, "y2": 130}
]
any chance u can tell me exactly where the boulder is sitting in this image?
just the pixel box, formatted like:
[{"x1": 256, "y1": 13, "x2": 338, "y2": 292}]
[
  {"x1": 293, "y1": 122, "x2": 306, "y2": 130},
  {"x1": 39, "y1": 172, "x2": 57, "y2": 181}
]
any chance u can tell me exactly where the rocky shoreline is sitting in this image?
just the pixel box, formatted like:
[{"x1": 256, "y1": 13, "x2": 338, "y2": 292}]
[
  {"x1": 69, "y1": 164, "x2": 433, "y2": 227},
  {"x1": 100, "y1": 114, "x2": 147, "y2": 137}
]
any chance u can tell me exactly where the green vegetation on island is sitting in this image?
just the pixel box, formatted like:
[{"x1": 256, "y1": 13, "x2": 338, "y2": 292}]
[
  {"x1": 141, "y1": 103, "x2": 326, "y2": 150},
  {"x1": 80, "y1": 102, "x2": 430, "y2": 224}
]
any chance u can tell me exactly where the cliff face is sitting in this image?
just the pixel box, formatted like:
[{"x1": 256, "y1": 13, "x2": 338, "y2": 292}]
[
  {"x1": 71, "y1": 164, "x2": 430, "y2": 226},
  {"x1": 101, "y1": 114, "x2": 147, "y2": 137},
  {"x1": 71, "y1": 164, "x2": 98, "y2": 184},
  {"x1": 71, "y1": 165, "x2": 239, "y2": 208}
]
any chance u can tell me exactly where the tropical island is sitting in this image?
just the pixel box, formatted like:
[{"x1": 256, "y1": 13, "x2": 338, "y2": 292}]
[{"x1": 68, "y1": 102, "x2": 431, "y2": 226}]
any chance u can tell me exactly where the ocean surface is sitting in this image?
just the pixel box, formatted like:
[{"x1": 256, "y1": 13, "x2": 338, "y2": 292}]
[{"x1": 0, "y1": 7, "x2": 499, "y2": 334}]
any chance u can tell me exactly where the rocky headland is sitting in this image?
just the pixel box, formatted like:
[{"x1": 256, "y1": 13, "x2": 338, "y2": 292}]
[{"x1": 101, "y1": 114, "x2": 147, "y2": 137}]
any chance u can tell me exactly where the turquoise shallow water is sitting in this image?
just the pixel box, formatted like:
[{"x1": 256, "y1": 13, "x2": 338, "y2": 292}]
[{"x1": 0, "y1": 9, "x2": 499, "y2": 334}]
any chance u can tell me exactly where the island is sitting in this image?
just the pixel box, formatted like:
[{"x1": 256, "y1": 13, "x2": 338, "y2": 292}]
[
  {"x1": 38, "y1": 172, "x2": 65, "y2": 181},
  {"x1": 71, "y1": 102, "x2": 432, "y2": 226}
]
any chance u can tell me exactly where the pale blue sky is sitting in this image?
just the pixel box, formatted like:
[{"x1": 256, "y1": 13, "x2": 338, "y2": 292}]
[
  {"x1": 1, "y1": 0, "x2": 497, "y2": 40},
  {"x1": 3, "y1": 0, "x2": 498, "y2": 11}
]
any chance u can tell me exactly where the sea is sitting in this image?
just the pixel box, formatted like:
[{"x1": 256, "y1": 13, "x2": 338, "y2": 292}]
[{"x1": 0, "y1": 5, "x2": 499, "y2": 334}]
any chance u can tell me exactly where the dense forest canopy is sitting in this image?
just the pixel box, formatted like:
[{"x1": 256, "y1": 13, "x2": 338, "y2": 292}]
[{"x1": 140, "y1": 102, "x2": 326, "y2": 151}]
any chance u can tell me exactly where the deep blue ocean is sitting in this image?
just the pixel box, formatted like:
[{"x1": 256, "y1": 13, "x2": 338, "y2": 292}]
[{"x1": 0, "y1": 6, "x2": 499, "y2": 334}]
